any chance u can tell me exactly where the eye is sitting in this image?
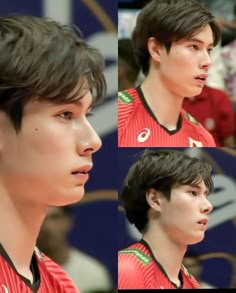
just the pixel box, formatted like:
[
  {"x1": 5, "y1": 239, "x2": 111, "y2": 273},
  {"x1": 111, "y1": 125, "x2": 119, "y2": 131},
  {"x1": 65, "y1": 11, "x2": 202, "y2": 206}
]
[
  {"x1": 191, "y1": 45, "x2": 199, "y2": 50},
  {"x1": 59, "y1": 111, "x2": 73, "y2": 120},
  {"x1": 207, "y1": 48, "x2": 213, "y2": 54},
  {"x1": 190, "y1": 190, "x2": 198, "y2": 196}
]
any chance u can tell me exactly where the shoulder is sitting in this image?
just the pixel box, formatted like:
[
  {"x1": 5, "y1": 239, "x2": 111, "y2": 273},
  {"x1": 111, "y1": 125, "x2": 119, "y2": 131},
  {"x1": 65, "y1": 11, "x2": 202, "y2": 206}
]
[
  {"x1": 118, "y1": 88, "x2": 137, "y2": 105},
  {"x1": 34, "y1": 247, "x2": 79, "y2": 292},
  {"x1": 181, "y1": 109, "x2": 216, "y2": 146},
  {"x1": 118, "y1": 246, "x2": 152, "y2": 289}
]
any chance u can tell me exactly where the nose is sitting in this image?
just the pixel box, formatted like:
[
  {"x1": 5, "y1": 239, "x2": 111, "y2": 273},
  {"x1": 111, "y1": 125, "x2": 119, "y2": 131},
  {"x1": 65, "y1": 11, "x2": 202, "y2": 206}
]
[
  {"x1": 199, "y1": 50, "x2": 212, "y2": 70},
  {"x1": 201, "y1": 197, "x2": 213, "y2": 215},
  {"x1": 77, "y1": 120, "x2": 102, "y2": 155}
]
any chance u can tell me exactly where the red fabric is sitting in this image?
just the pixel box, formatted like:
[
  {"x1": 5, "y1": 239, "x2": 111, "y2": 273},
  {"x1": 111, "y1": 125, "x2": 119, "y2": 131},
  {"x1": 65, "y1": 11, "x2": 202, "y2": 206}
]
[
  {"x1": 118, "y1": 87, "x2": 216, "y2": 147},
  {"x1": 183, "y1": 86, "x2": 235, "y2": 146},
  {"x1": 118, "y1": 242, "x2": 200, "y2": 289},
  {"x1": 0, "y1": 248, "x2": 79, "y2": 293}
]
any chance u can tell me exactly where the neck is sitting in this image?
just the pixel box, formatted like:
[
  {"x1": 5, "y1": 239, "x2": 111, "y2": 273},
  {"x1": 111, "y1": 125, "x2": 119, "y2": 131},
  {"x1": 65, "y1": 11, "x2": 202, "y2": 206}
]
[
  {"x1": 141, "y1": 71, "x2": 184, "y2": 131},
  {"x1": 0, "y1": 185, "x2": 47, "y2": 281},
  {"x1": 143, "y1": 224, "x2": 187, "y2": 286}
]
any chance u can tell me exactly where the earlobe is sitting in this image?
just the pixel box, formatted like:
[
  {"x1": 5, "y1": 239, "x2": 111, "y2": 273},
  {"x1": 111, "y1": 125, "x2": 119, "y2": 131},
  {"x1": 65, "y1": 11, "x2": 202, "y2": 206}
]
[{"x1": 146, "y1": 188, "x2": 162, "y2": 212}]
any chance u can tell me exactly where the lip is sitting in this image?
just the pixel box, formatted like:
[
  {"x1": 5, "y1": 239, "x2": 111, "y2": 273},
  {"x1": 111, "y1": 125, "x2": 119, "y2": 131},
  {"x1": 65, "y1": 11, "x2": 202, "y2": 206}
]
[
  {"x1": 195, "y1": 73, "x2": 208, "y2": 84},
  {"x1": 71, "y1": 164, "x2": 92, "y2": 184},
  {"x1": 71, "y1": 164, "x2": 93, "y2": 174},
  {"x1": 197, "y1": 218, "x2": 208, "y2": 230},
  {"x1": 72, "y1": 172, "x2": 89, "y2": 184}
]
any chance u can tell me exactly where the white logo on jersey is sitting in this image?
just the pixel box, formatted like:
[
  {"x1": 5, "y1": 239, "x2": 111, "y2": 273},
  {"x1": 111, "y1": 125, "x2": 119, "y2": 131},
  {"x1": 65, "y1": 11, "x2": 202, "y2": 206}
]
[
  {"x1": 188, "y1": 137, "x2": 203, "y2": 147},
  {"x1": 1, "y1": 284, "x2": 9, "y2": 293},
  {"x1": 137, "y1": 128, "x2": 151, "y2": 143}
]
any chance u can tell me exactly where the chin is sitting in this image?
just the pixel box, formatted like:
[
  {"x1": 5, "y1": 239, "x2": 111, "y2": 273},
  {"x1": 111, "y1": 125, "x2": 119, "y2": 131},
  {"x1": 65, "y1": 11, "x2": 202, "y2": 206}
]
[
  {"x1": 185, "y1": 89, "x2": 202, "y2": 98},
  {"x1": 188, "y1": 234, "x2": 205, "y2": 245},
  {"x1": 52, "y1": 186, "x2": 85, "y2": 206}
]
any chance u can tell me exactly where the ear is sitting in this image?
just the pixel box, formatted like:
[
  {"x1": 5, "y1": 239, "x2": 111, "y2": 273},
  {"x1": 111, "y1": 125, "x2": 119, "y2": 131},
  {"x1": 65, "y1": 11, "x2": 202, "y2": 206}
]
[
  {"x1": 146, "y1": 188, "x2": 162, "y2": 212},
  {"x1": 147, "y1": 37, "x2": 164, "y2": 63}
]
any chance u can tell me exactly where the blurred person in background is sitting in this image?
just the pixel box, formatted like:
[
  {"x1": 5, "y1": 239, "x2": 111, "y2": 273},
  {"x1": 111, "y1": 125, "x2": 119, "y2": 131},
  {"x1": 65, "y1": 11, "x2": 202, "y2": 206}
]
[
  {"x1": 37, "y1": 206, "x2": 113, "y2": 293},
  {"x1": 118, "y1": 38, "x2": 140, "y2": 92},
  {"x1": 183, "y1": 84, "x2": 235, "y2": 146},
  {"x1": 183, "y1": 251, "x2": 216, "y2": 289}
]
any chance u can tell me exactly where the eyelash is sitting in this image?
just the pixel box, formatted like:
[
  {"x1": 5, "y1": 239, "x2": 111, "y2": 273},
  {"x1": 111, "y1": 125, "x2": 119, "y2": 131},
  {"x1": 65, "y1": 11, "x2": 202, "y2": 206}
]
[
  {"x1": 190, "y1": 190, "x2": 198, "y2": 196},
  {"x1": 59, "y1": 111, "x2": 73, "y2": 120},
  {"x1": 58, "y1": 111, "x2": 94, "y2": 120},
  {"x1": 191, "y1": 45, "x2": 213, "y2": 54}
]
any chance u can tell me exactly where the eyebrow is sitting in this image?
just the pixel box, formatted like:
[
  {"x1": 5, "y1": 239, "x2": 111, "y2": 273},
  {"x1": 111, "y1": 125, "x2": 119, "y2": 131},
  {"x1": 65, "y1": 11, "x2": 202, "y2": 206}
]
[
  {"x1": 189, "y1": 184, "x2": 209, "y2": 196},
  {"x1": 188, "y1": 37, "x2": 214, "y2": 47}
]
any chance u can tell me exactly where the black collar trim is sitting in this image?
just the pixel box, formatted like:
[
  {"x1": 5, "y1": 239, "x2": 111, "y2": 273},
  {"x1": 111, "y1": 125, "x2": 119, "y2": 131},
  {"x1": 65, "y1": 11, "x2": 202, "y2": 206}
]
[
  {"x1": 140, "y1": 239, "x2": 184, "y2": 289},
  {"x1": 136, "y1": 85, "x2": 182, "y2": 135},
  {"x1": 0, "y1": 243, "x2": 40, "y2": 292}
]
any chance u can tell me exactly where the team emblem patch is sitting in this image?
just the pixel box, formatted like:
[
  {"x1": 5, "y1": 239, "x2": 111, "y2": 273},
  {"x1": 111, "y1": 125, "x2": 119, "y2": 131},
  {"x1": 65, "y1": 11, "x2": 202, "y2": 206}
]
[
  {"x1": 118, "y1": 91, "x2": 134, "y2": 104},
  {"x1": 119, "y1": 248, "x2": 151, "y2": 265},
  {"x1": 34, "y1": 247, "x2": 45, "y2": 262},
  {"x1": 185, "y1": 112, "x2": 199, "y2": 125}
]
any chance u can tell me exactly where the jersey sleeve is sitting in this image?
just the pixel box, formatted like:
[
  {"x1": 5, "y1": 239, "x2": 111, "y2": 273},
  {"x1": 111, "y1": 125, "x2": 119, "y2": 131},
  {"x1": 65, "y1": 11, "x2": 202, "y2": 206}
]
[
  {"x1": 201, "y1": 127, "x2": 216, "y2": 147},
  {"x1": 118, "y1": 252, "x2": 147, "y2": 289},
  {"x1": 118, "y1": 90, "x2": 136, "y2": 146}
]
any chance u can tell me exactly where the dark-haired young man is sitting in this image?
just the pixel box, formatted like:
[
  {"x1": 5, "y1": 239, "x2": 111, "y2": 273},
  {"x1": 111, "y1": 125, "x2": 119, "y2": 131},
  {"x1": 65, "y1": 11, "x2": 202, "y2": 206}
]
[
  {"x1": 0, "y1": 15, "x2": 106, "y2": 292},
  {"x1": 118, "y1": 0, "x2": 221, "y2": 147},
  {"x1": 118, "y1": 149, "x2": 213, "y2": 289}
]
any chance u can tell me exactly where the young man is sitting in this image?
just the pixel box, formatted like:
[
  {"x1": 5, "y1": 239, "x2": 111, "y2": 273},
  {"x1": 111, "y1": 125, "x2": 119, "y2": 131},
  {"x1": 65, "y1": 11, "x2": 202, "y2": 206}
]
[
  {"x1": 0, "y1": 15, "x2": 106, "y2": 292},
  {"x1": 118, "y1": 149, "x2": 213, "y2": 289},
  {"x1": 118, "y1": 0, "x2": 221, "y2": 147}
]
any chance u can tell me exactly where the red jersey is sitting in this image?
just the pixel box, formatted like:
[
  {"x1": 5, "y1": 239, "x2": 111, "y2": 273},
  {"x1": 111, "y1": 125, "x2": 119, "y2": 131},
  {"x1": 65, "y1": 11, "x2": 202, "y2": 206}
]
[
  {"x1": 118, "y1": 240, "x2": 200, "y2": 289},
  {"x1": 183, "y1": 85, "x2": 235, "y2": 146},
  {"x1": 0, "y1": 244, "x2": 79, "y2": 293},
  {"x1": 118, "y1": 86, "x2": 216, "y2": 147}
]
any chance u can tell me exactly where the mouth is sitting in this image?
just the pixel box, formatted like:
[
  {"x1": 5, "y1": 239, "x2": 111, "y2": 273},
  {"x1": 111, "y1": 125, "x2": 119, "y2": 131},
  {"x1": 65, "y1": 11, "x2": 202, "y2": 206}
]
[
  {"x1": 197, "y1": 218, "x2": 208, "y2": 226},
  {"x1": 195, "y1": 74, "x2": 207, "y2": 81},
  {"x1": 71, "y1": 164, "x2": 93, "y2": 175},
  {"x1": 71, "y1": 164, "x2": 92, "y2": 184}
]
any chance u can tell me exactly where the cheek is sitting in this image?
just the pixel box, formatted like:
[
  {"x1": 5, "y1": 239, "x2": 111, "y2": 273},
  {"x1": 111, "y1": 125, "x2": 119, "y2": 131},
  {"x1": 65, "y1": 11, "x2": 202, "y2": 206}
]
[{"x1": 26, "y1": 126, "x2": 73, "y2": 156}]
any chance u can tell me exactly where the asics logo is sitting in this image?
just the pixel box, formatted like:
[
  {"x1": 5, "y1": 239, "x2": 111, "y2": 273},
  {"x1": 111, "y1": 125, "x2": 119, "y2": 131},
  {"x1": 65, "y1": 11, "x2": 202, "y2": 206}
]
[
  {"x1": 137, "y1": 128, "x2": 151, "y2": 143},
  {"x1": 1, "y1": 285, "x2": 9, "y2": 293}
]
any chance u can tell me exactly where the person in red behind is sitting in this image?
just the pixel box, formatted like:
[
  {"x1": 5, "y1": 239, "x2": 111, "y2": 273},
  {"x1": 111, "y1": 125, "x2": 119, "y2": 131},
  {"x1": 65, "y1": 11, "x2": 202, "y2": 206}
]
[
  {"x1": 118, "y1": 149, "x2": 214, "y2": 289},
  {"x1": 0, "y1": 16, "x2": 106, "y2": 292},
  {"x1": 183, "y1": 85, "x2": 235, "y2": 147},
  {"x1": 118, "y1": 0, "x2": 221, "y2": 147}
]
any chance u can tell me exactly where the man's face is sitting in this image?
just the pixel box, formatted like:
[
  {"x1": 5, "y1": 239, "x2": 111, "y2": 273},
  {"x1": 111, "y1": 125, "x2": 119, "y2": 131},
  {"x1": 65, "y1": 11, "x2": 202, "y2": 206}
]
[
  {"x1": 0, "y1": 87, "x2": 102, "y2": 206},
  {"x1": 158, "y1": 180, "x2": 213, "y2": 245},
  {"x1": 157, "y1": 24, "x2": 214, "y2": 98}
]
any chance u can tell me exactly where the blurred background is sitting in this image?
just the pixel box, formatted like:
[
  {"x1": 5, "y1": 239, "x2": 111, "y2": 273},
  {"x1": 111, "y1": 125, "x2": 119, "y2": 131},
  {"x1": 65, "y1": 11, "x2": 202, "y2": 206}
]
[
  {"x1": 0, "y1": 1, "x2": 117, "y2": 292},
  {"x1": 118, "y1": 147, "x2": 236, "y2": 289},
  {"x1": 118, "y1": 0, "x2": 236, "y2": 147}
]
